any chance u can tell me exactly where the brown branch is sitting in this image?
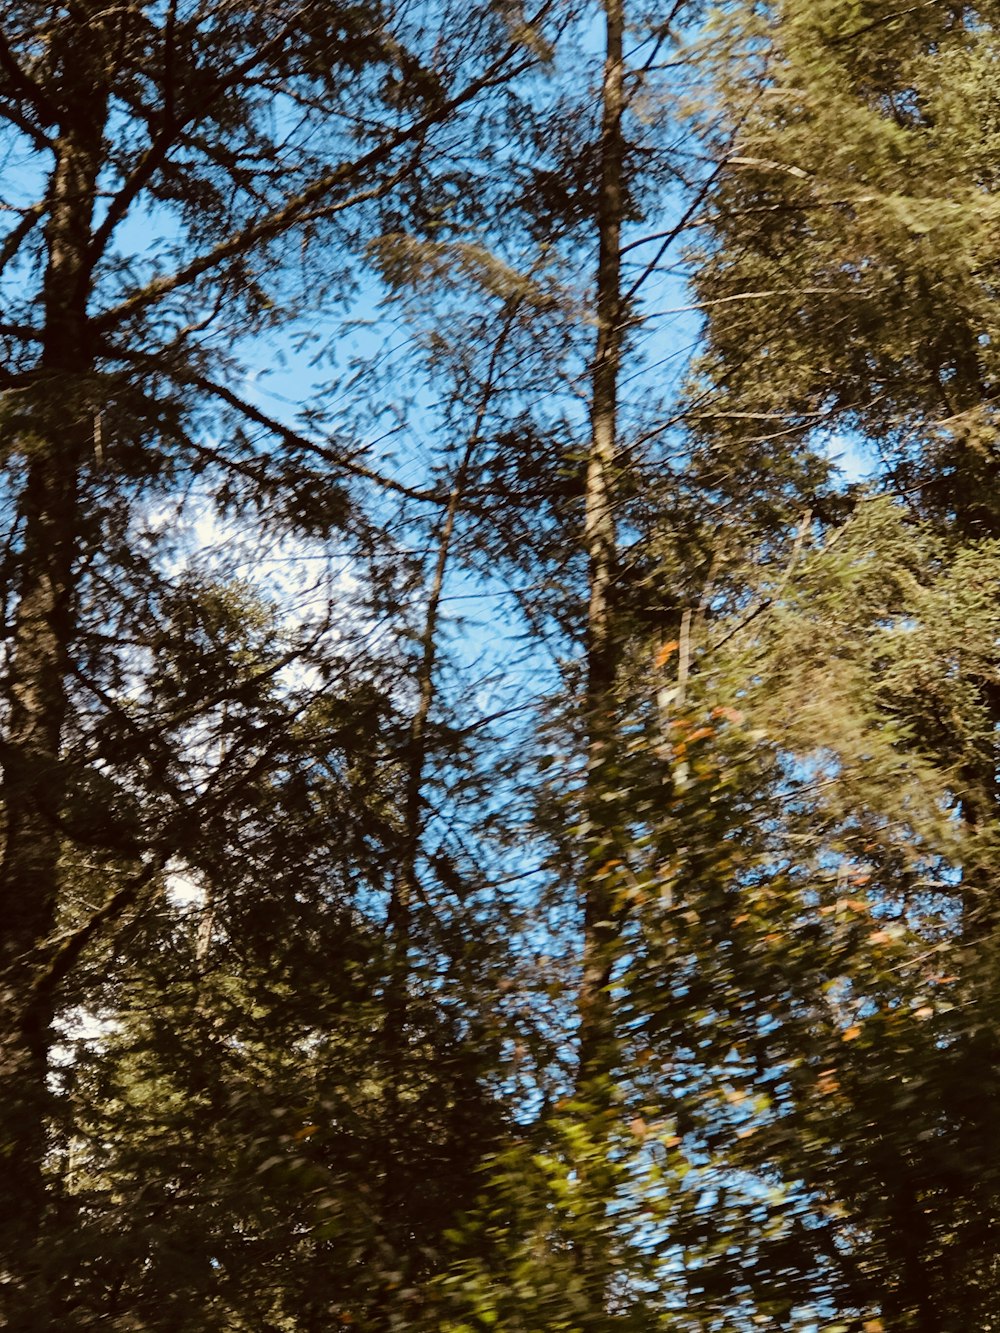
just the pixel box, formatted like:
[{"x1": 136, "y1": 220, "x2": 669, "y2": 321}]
[
  {"x1": 29, "y1": 858, "x2": 164, "y2": 1013},
  {"x1": 0, "y1": 203, "x2": 43, "y2": 278},
  {"x1": 0, "y1": 25, "x2": 57, "y2": 126},
  {"x1": 99, "y1": 343, "x2": 446, "y2": 504},
  {"x1": 91, "y1": 13, "x2": 549, "y2": 334},
  {"x1": 0, "y1": 96, "x2": 54, "y2": 151}
]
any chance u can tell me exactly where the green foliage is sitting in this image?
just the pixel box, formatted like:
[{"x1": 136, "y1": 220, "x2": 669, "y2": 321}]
[
  {"x1": 6, "y1": 1, "x2": 1000, "y2": 1329},
  {"x1": 666, "y1": 4, "x2": 1000, "y2": 1321}
]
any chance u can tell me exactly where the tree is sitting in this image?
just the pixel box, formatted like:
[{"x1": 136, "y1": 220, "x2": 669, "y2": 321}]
[
  {"x1": 11, "y1": 0, "x2": 998, "y2": 1327},
  {"x1": 368, "y1": 3, "x2": 861, "y2": 1325},
  {"x1": 574, "y1": 0, "x2": 628, "y2": 1315},
  {"x1": 656, "y1": 0, "x2": 1000, "y2": 1324},
  {"x1": 0, "y1": 0, "x2": 559, "y2": 1317}
]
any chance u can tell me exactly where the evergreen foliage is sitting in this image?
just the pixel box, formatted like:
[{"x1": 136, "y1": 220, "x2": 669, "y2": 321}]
[{"x1": 1, "y1": 1, "x2": 999, "y2": 1330}]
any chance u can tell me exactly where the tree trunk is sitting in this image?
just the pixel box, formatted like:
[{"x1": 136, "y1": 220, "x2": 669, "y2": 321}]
[
  {"x1": 0, "y1": 16, "x2": 108, "y2": 1290},
  {"x1": 574, "y1": 0, "x2": 625, "y2": 1314}
]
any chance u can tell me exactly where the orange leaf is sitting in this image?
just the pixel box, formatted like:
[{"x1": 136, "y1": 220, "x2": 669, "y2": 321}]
[
  {"x1": 655, "y1": 640, "x2": 680, "y2": 667},
  {"x1": 842, "y1": 1025, "x2": 862, "y2": 1042},
  {"x1": 711, "y1": 705, "x2": 745, "y2": 724}
]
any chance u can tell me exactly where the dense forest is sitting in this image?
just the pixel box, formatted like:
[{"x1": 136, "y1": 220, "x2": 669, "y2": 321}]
[{"x1": 1, "y1": 1, "x2": 998, "y2": 1329}]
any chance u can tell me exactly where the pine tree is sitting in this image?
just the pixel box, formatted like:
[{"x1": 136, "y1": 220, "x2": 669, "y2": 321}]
[
  {"x1": 654, "y1": 0, "x2": 1000, "y2": 1324},
  {"x1": 0, "y1": 0, "x2": 559, "y2": 1318}
]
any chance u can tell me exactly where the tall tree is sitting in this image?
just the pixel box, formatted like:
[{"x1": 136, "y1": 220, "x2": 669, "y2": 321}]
[
  {"x1": 0, "y1": 0, "x2": 557, "y2": 1314},
  {"x1": 575, "y1": 0, "x2": 627, "y2": 1313},
  {"x1": 659, "y1": 0, "x2": 1000, "y2": 1324},
  {"x1": 13, "y1": 0, "x2": 995, "y2": 1326}
]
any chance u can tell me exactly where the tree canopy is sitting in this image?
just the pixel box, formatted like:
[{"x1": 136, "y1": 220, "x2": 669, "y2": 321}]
[{"x1": 1, "y1": 2, "x2": 999, "y2": 1330}]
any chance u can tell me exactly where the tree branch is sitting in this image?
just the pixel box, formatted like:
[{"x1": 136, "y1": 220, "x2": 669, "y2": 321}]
[
  {"x1": 91, "y1": 14, "x2": 547, "y2": 333},
  {"x1": 0, "y1": 203, "x2": 43, "y2": 278},
  {"x1": 86, "y1": 2, "x2": 321, "y2": 272},
  {"x1": 0, "y1": 25, "x2": 57, "y2": 127},
  {"x1": 98, "y1": 342, "x2": 446, "y2": 503}
]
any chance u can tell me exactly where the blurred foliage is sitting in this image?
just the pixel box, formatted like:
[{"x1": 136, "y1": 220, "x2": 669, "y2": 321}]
[{"x1": 6, "y1": 1, "x2": 1000, "y2": 1331}]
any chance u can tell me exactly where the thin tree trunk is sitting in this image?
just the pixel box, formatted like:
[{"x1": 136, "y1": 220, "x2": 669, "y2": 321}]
[
  {"x1": 0, "y1": 16, "x2": 109, "y2": 1286},
  {"x1": 379, "y1": 305, "x2": 519, "y2": 1273},
  {"x1": 574, "y1": 0, "x2": 625, "y2": 1314},
  {"x1": 391, "y1": 303, "x2": 521, "y2": 932},
  {"x1": 578, "y1": 0, "x2": 625, "y2": 1113}
]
